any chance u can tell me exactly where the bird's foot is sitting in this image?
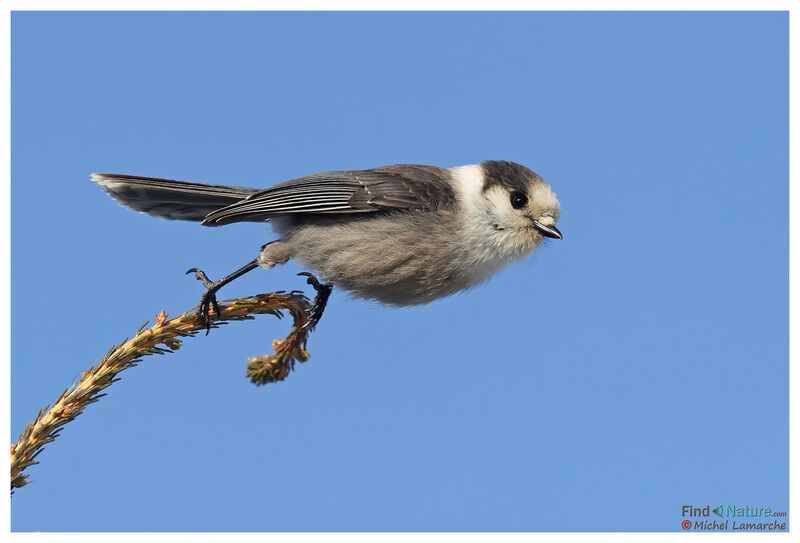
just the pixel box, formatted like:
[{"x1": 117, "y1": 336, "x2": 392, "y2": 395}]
[
  {"x1": 186, "y1": 267, "x2": 223, "y2": 334},
  {"x1": 298, "y1": 272, "x2": 333, "y2": 330}
]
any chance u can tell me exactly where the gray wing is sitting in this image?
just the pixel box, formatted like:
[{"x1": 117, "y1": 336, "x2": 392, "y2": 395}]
[{"x1": 201, "y1": 164, "x2": 455, "y2": 226}]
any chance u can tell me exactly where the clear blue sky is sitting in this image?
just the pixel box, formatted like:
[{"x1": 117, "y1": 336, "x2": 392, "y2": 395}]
[{"x1": 11, "y1": 12, "x2": 788, "y2": 532}]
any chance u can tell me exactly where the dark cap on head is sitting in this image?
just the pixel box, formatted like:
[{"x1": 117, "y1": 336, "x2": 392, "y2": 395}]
[{"x1": 480, "y1": 160, "x2": 542, "y2": 195}]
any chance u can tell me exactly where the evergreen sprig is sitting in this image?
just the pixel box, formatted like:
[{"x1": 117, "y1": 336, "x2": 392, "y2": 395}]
[{"x1": 10, "y1": 291, "x2": 314, "y2": 495}]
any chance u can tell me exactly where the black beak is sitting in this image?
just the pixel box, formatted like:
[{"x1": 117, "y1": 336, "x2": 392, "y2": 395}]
[{"x1": 533, "y1": 220, "x2": 563, "y2": 240}]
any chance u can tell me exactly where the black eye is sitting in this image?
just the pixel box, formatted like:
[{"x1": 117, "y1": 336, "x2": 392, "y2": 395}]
[{"x1": 510, "y1": 193, "x2": 528, "y2": 209}]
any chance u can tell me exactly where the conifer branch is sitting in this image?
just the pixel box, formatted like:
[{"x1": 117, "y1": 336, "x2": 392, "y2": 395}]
[{"x1": 10, "y1": 291, "x2": 315, "y2": 495}]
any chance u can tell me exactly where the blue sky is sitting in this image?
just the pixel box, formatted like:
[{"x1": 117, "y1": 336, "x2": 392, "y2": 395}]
[{"x1": 11, "y1": 12, "x2": 788, "y2": 531}]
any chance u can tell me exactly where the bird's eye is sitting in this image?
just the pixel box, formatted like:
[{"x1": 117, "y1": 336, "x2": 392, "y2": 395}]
[{"x1": 510, "y1": 193, "x2": 528, "y2": 209}]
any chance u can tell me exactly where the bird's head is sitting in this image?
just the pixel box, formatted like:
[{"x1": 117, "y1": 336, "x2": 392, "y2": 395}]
[{"x1": 469, "y1": 161, "x2": 562, "y2": 254}]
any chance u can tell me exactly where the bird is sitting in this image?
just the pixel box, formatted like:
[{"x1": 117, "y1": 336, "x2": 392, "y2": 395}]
[{"x1": 93, "y1": 160, "x2": 562, "y2": 331}]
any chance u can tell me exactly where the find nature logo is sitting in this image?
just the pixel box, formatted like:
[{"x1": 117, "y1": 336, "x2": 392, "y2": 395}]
[{"x1": 680, "y1": 504, "x2": 787, "y2": 531}]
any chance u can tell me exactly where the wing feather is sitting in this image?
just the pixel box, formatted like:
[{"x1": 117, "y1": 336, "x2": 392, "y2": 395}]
[{"x1": 201, "y1": 165, "x2": 454, "y2": 226}]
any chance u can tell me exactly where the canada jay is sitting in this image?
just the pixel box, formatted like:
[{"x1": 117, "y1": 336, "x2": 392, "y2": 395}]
[{"x1": 93, "y1": 160, "x2": 562, "y2": 330}]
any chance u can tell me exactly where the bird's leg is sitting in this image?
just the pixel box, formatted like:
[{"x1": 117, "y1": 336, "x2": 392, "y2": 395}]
[
  {"x1": 186, "y1": 259, "x2": 260, "y2": 334},
  {"x1": 297, "y1": 272, "x2": 333, "y2": 330}
]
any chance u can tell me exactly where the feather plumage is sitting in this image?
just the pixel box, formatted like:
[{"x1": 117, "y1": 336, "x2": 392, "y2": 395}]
[{"x1": 201, "y1": 165, "x2": 455, "y2": 226}]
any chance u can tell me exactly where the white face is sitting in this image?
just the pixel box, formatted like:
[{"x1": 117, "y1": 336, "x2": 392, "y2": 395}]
[
  {"x1": 450, "y1": 163, "x2": 562, "y2": 261},
  {"x1": 481, "y1": 180, "x2": 562, "y2": 253}
]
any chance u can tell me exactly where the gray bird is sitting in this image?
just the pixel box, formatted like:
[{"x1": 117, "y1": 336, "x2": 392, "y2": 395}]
[{"x1": 93, "y1": 160, "x2": 562, "y2": 330}]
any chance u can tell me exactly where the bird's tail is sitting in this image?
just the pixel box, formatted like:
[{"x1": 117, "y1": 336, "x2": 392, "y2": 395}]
[{"x1": 92, "y1": 173, "x2": 260, "y2": 223}]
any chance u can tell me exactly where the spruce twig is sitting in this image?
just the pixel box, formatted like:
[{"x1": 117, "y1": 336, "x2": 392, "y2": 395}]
[{"x1": 10, "y1": 291, "x2": 315, "y2": 495}]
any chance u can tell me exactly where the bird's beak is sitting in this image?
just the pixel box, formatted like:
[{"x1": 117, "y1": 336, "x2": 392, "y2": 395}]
[{"x1": 533, "y1": 220, "x2": 563, "y2": 240}]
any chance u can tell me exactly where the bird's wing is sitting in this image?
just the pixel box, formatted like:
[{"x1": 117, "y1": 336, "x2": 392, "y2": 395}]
[{"x1": 201, "y1": 164, "x2": 455, "y2": 226}]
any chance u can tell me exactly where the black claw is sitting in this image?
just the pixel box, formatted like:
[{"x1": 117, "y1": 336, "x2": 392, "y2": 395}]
[
  {"x1": 197, "y1": 288, "x2": 221, "y2": 335},
  {"x1": 187, "y1": 267, "x2": 222, "y2": 333},
  {"x1": 297, "y1": 272, "x2": 333, "y2": 330},
  {"x1": 187, "y1": 268, "x2": 215, "y2": 289},
  {"x1": 184, "y1": 259, "x2": 260, "y2": 335},
  {"x1": 298, "y1": 271, "x2": 323, "y2": 290}
]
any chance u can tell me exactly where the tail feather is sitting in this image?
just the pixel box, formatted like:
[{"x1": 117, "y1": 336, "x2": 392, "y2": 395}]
[{"x1": 92, "y1": 173, "x2": 259, "y2": 223}]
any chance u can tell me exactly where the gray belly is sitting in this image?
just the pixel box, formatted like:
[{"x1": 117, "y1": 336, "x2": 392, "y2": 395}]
[{"x1": 278, "y1": 211, "x2": 476, "y2": 306}]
